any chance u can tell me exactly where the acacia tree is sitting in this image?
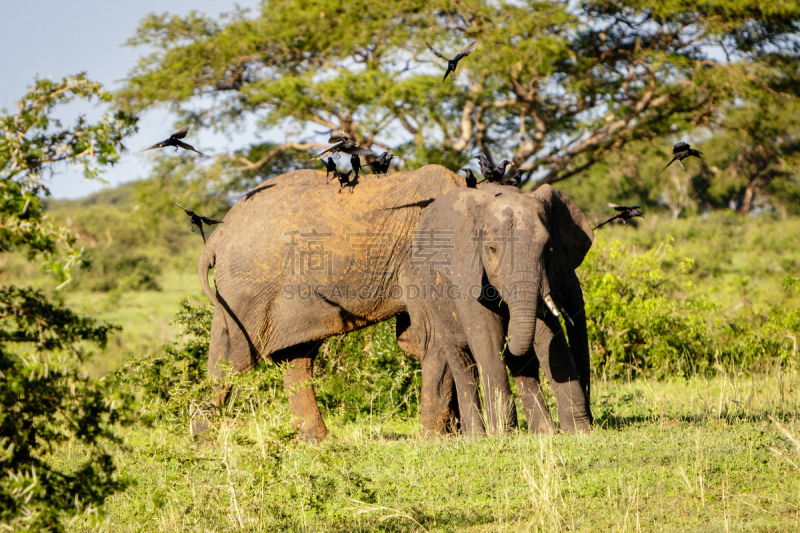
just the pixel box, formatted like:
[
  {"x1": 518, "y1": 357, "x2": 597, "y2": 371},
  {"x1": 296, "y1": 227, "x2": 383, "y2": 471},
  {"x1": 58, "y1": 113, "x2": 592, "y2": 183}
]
[
  {"x1": 118, "y1": 0, "x2": 800, "y2": 207},
  {"x1": 0, "y1": 75, "x2": 138, "y2": 531}
]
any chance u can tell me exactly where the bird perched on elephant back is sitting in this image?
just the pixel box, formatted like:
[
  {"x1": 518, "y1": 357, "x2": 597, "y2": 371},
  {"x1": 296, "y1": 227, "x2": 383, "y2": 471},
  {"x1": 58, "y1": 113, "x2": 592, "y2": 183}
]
[
  {"x1": 198, "y1": 165, "x2": 468, "y2": 441},
  {"x1": 406, "y1": 183, "x2": 594, "y2": 435}
]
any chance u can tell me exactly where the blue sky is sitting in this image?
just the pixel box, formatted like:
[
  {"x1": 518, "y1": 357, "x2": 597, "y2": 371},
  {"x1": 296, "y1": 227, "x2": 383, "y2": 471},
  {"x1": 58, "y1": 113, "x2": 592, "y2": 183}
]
[{"x1": 1, "y1": 1, "x2": 262, "y2": 198}]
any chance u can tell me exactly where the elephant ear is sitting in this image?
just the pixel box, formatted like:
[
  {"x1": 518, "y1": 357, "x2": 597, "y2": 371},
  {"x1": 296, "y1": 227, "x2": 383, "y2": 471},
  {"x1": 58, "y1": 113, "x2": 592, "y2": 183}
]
[{"x1": 529, "y1": 185, "x2": 594, "y2": 270}]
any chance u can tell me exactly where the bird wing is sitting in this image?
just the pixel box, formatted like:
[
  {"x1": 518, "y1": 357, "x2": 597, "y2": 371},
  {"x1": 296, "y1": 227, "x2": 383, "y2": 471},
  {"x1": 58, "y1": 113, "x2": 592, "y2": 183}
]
[
  {"x1": 656, "y1": 157, "x2": 677, "y2": 176},
  {"x1": 347, "y1": 145, "x2": 376, "y2": 157},
  {"x1": 594, "y1": 214, "x2": 622, "y2": 229},
  {"x1": 328, "y1": 129, "x2": 350, "y2": 143},
  {"x1": 171, "y1": 126, "x2": 190, "y2": 140},
  {"x1": 309, "y1": 147, "x2": 337, "y2": 161},
  {"x1": 673, "y1": 141, "x2": 690, "y2": 153},
  {"x1": 175, "y1": 203, "x2": 194, "y2": 217},
  {"x1": 199, "y1": 224, "x2": 206, "y2": 244},
  {"x1": 174, "y1": 140, "x2": 203, "y2": 155},
  {"x1": 426, "y1": 42, "x2": 449, "y2": 61},
  {"x1": 141, "y1": 140, "x2": 168, "y2": 151},
  {"x1": 454, "y1": 41, "x2": 478, "y2": 61},
  {"x1": 200, "y1": 216, "x2": 224, "y2": 225}
]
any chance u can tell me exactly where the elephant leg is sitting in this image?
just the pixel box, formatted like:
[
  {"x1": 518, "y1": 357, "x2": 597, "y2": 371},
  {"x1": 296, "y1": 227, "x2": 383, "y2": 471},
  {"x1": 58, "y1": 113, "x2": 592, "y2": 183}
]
[
  {"x1": 420, "y1": 355, "x2": 461, "y2": 436},
  {"x1": 561, "y1": 270, "x2": 593, "y2": 424},
  {"x1": 448, "y1": 348, "x2": 485, "y2": 436},
  {"x1": 534, "y1": 313, "x2": 591, "y2": 434},
  {"x1": 400, "y1": 312, "x2": 461, "y2": 434},
  {"x1": 505, "y1": 355, "x2": 555, "y2": 434},
  {"x1": 456, "y1": 301, "x2": 517, "y2": 433},
  {"x1": 274, "y1": 342, "x2": 328, "y2": 442}
]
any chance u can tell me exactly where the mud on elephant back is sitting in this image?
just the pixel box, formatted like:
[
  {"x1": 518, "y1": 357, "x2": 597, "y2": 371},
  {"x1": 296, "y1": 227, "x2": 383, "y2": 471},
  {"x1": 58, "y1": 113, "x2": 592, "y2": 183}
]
[
  {"x1": 407, "y1": 182, "x2": 594, "y2": 435},
  {"x1": 195, "y1": 165, "x2": 466, "y2": 440}
]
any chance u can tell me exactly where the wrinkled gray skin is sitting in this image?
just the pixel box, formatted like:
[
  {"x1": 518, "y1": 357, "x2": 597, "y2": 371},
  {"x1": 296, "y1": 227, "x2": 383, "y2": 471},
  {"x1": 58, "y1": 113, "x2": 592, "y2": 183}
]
[
  {"x1": 407, "y1": 183, "x2": 594, "y2": 434},
  {"x1": 198, "y1": 165, "x2": 464, "y2": 441}
]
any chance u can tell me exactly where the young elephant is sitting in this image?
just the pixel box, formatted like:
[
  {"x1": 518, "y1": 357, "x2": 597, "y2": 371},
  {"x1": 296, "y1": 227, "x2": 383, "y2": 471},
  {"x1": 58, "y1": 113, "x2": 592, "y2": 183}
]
[{"x1": 407, "y1": 183, "x2": 594, "y2": 434}]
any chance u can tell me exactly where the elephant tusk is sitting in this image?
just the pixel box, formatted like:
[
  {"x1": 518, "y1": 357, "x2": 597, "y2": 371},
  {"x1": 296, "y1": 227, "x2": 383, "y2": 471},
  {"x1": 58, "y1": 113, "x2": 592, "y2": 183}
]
[
  {"x1": 560, "y1": 307, "x2": 575, "y2": 327},
  {"x1": 543, "y1": 294, "x2": 560, "y2": 318}
]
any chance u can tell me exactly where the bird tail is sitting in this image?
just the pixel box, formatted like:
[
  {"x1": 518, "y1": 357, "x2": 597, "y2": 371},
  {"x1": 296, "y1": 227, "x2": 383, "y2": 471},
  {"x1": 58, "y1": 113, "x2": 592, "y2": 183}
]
[{"x1": 198, "y1": 245, "x2": 219, "y2": 306}]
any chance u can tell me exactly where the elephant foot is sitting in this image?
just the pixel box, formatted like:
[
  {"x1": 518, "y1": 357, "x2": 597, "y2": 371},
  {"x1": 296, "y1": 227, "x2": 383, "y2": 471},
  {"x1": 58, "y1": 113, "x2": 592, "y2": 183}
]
[
  {"x1": 292, "y1": 416, "x2": 329, "y2": 442},
  {"x1": 213, "y1": 385, "x2": 231, "y2": 407},
  {"x1": 189, "y1": 401, "x2": 218, "y2": 437}
]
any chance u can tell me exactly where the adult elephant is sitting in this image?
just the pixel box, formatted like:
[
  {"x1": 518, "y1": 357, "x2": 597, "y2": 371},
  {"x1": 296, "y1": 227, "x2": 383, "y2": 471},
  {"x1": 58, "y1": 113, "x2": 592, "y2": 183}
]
[
  {"x1": 406, "y1": 183, "x2": 594, "y2": 435},
  {"x1": 198, "y1": 165, "x2": 464, "y2": 441}
]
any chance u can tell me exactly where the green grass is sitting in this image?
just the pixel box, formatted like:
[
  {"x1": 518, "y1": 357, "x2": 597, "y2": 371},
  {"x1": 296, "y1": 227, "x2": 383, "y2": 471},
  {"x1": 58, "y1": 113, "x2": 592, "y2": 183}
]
[
  {"x1": 60, "y1": 270, "x2": 207, "y2": 377},
  {"x1": 69, "y1": 371, "x2": 800, "y2": 532}
]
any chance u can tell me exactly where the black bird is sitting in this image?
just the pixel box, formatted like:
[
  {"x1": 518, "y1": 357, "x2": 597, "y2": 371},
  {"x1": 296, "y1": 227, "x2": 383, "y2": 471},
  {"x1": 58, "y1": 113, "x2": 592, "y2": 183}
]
[
  {"x1": 175, "y1": 203, "x2": 223, "y2": 243},
  {"x1": 594, "y1": 204, "x2": 644, "y2": 229},
  {"x1": 368, "y1": 152, "x2": 394, "y2": 175},
  {"x1": 310, "y1": 130, "x2": 375, "y2": 161},
  {"x1": 502, "y1": 168, "x2": 523, "y2": 187},
  {"x1": 460, "y1": 168, "x2": 477, "y2": 188},
  {"x1": 475, "y1": 155, "x2": 511, "y2": 182},
  {"x1": 321, "y1": 157, "x2": 337, "y2": 179},
  {"x1": 143, "y1": 127, "x2": 203, "y2": 155},
  {"x1": 426, "y1": 41, "x2": 478, "y2": 82},
  {"x1": 336, "y1": 170, "x2": 353, "y2": 192},
  {"x1": 657, "y1": 141, "x2": 703, "y2": 175},
  {"x1": 351, "y1": 154, "x2": 363, "y2": 179}
]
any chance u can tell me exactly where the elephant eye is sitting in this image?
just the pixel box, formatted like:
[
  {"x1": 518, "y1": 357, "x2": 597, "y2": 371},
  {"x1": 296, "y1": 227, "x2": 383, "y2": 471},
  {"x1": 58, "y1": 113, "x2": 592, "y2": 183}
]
[{"x1": 488, "y1": 244, "x2": 498, "y2": 254}]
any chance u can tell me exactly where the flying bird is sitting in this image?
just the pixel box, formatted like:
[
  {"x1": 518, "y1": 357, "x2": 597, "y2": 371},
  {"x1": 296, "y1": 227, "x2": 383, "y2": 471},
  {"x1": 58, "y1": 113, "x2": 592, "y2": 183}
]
[
  {"x1": 594, "y1": 204, "x2": 644, "y2": 229},
  {"x1": 368, "y1": 152, "x2": 394, "y2": 175},
  {"x1": 310, "y1": 132, "x2": 375, "y2": 161},
  {"x1": 321, "y1": 157, "x2": 337, "y2": 179},
  {"x1": 502, "y1": 169, "x2": 523, "y2": 188},
  {"x1": 175, "y1": 203, "x2": 223, "y2": 243},
  {"x1": 657, "y1": 141, "x2": 703, "y2": 175},
  {"x1": 460, "y1": 168, "x2": 478, "y2": 188},
  {"x1": 143, "y1": 127, "x2": 203, "y2": 155},
  {"x1": 475, "y1": 155, "x2": 511, "y2": 182},
  {"x1": 426, "y1": 41, "x2": 478, "y2": 82}
]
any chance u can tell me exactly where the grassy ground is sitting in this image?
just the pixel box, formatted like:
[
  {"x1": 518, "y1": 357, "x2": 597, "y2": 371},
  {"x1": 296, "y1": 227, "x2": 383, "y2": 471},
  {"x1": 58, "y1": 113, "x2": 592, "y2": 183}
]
[{"x1": 65, "y1": 371, "x2": 800, "y2": 532}]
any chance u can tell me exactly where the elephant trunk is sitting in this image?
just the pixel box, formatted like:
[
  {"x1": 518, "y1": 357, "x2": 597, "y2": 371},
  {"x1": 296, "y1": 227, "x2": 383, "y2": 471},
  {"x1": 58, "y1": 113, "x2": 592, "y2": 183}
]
[{"x1": 505, "y1": 271, "x2": 543, "y2": 357}]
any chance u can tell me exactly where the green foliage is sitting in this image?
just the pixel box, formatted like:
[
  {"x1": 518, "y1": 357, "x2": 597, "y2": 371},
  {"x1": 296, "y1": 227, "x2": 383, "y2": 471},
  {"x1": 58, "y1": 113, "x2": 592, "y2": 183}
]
[
  {"x1": 117, "y1": 0, "x2": 800, "y2": 208},
  {"x1": 86, "y1": 253, "x2": 161, "y2": 293},
  {"x1": 0, "y1": 75, "x2": 138, "y2": 531},
  {"x1": 0, "y1": 74, "x2": 138, "y2": 283},
  {"x1": 582, "y1": 237, "x2": 800, "y2": 378},
  {"x1": 0, "y1": 287, "x2": 129, "y2": 531},
  {"x1": 111, "y1": 302, "x2": 215, "y2": 424},
  {"x1": 315, "y1": 319, "x2": 422, "y2": 422},
  {"x1": 583, "y1": 238, "x2": 721, "y2": 378}
]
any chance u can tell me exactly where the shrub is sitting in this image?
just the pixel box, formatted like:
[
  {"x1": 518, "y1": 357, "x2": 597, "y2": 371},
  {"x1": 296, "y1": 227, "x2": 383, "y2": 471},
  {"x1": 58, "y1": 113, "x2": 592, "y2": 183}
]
[
  {"x1": 582, "y1": 238, "x2": 800, "y2": 378},
  {"x1": 0, "y1": 287, "x2": 131, "y2": 531},
  {"x1": 315, "y1": 319, "x2": 422, "y2": 422}
]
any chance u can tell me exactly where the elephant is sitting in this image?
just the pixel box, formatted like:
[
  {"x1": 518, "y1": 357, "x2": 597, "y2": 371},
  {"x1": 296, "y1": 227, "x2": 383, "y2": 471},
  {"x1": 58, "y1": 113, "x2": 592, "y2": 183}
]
[
  {"x1": 198, "y1": 165, "x2": 466, "y2": 441},
  {"x1": 406, "y1": 182, "x2": 594, "y2": 435}
]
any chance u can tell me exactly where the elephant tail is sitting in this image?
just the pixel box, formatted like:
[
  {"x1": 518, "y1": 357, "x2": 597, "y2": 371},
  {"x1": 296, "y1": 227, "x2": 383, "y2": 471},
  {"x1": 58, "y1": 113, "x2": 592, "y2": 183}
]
[{"x1": 198, "y1": 245, "x2": 218, "y2": 306}]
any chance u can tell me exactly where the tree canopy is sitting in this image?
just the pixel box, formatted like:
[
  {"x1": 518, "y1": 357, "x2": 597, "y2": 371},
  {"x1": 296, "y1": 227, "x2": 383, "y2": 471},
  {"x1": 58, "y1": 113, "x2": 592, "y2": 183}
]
[{"x1": 118, "y1": 0, "x2": 800, "y2": 212}]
